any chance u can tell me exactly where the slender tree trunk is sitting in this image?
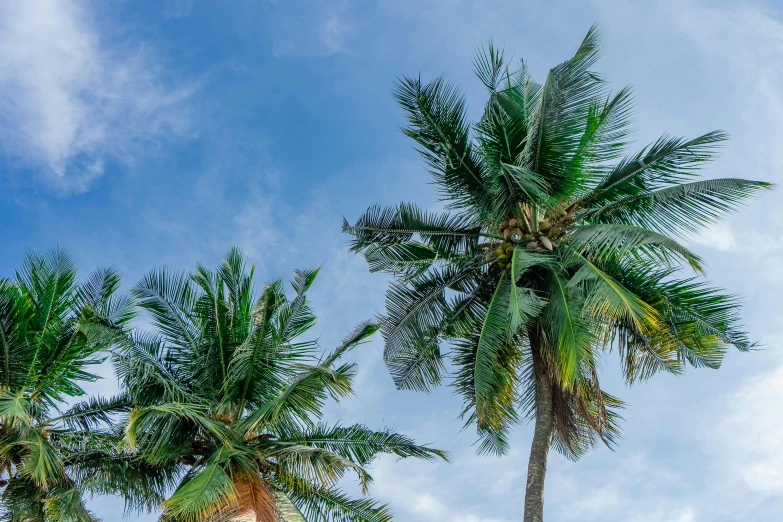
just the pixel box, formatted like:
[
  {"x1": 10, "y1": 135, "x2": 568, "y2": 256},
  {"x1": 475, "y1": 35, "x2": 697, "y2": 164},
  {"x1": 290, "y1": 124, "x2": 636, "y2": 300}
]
[{"x1": 523, "y1": 372, "x2": 553, "y2": 522}]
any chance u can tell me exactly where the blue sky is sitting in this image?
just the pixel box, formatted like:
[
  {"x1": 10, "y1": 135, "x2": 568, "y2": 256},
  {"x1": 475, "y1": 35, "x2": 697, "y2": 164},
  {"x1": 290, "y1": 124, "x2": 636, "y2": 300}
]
[{"x1": 1, "y1": 0, "x2": 783, "y2": 520}]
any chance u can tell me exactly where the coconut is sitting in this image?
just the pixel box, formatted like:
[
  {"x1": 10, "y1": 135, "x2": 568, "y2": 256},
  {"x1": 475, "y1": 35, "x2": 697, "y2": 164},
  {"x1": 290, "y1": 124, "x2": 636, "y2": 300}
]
[
  {"x1": 505, "y1": 244, "x2": 514, "y2": 255},
  {"x1": 526, "y1": 241, "x2": 540, "y2": 249},
  {"x1": 494, "y1": 248, "x2": 505, "y2": 257},
  {"x1": 503, "y1": 228, "x2": 513, "y2": 240},
  {"x1": 497, "y1": 255, "x2": 509, "y2": 263},
  {"x1": 538, "y1": 219, "x2": 551, "y2": 231},
  {"x1": 508, "y1": 218, "x2": 518, "y2": 228}
]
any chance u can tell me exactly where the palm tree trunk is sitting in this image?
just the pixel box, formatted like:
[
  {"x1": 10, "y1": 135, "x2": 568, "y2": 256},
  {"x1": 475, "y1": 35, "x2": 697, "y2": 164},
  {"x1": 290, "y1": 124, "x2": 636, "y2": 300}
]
[
  {"x1": 231, "y1": 475, "x2": 277, "y2": 522},
  {"x1": 523, "y1": 372, "x2": 553, "y2": 522}
]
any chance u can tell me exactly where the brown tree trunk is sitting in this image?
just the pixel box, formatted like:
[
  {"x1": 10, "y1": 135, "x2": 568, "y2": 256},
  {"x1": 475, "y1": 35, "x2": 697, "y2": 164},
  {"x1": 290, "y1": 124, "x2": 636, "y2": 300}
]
[
  {"x1": 523, "y1": 371, "x2": 553, "y2": 522},
  {"x1": 229, "y1": 475, "x2": 277, "y2": 522}
]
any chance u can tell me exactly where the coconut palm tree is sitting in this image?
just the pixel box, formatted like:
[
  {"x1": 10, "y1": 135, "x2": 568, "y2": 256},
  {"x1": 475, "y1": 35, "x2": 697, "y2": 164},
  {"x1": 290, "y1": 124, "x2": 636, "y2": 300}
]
[
  {"x1": 0, "y1": 249, "x2": 148, "y2": 521},
  {"x1": 117, "y1": 247, "x2": 446, "y2": 522},
  {"x1": 343, "y1": 27, "x2": 771, "y2": 522}
]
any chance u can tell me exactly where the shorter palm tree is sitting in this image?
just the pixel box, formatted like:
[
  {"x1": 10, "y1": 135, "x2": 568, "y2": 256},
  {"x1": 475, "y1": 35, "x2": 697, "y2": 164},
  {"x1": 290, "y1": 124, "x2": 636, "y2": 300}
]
[
  {"x1": 0, "y1": 250, "x2": 140, "y2": 521},
  {"x1": 118, "y1": 247, "x2": 447, "y2": 522}
]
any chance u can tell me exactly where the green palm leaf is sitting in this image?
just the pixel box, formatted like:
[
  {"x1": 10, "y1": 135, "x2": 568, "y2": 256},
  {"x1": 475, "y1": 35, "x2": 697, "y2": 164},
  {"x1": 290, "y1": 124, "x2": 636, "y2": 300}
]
[
  {"x1": 393, "y1": 75, "x2": 490, "y2": 214},
  {"x1": 585, "y1": 177, "x2": 772, "y2": 237}
]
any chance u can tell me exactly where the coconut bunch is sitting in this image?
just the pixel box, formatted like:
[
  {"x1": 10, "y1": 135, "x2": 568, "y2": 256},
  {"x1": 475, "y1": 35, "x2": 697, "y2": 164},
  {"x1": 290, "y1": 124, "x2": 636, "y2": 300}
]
[
  {"x1": 499, "y1": 215, "x2": 524, "y2": 241},
  {"x1": 489, "y1": 206, "x2": 579, "y2": 269},
  {"x1": 490, "y1": 241, "x2": 516, "y2": 270}
]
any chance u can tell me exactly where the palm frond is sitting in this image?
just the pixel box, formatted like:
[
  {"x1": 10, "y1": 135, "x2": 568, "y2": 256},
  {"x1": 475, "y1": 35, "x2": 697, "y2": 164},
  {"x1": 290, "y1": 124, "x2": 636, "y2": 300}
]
[
  {"x1": 267, "y1": 441, "x2": 373, "y2": 493},
  {"x1": 16, "y1": 430, "x2": 65, "y2": 490},
  {"x1": 474, "y1": 273, "x2": 515, "y2": 428},
  {"x1": 582, "y1": 131, "x2": 728, "y2": 207},
  {"x1": 160, "y1": 451, "x2": 240, "y2": 522},
  {"x1": 524, "y1": 25, "x2": 607, "y2": 200},
  {"x1": 382, "y1": 265, "x2": 480, "y2": 380},
  {"x1": 344, "y1": 203, "x2": 486, "y2": 255},
  {"x1": 382, "y1": 325, "x2": 445, "y2": 392},
  {"x1": 393, "y1": 75, "x2": 490, "y2": 214},
  {"x1": 584, "y1": 178, "x2": 773, "y2": 237},
  {"x1": 48, "y1": 395, "x2": 131, "y2": 431},
  {"x1": 568, "y1": 223, "x2": 703, "y2": 272},
  {"x1": 126, "y1": 403, "x2": 234, "y2": 465},
  {"x1": 238, "y1": 322, "x2": 377, "y2": 436},
  {"x1": 276, "y1": 423, "x2": 448, "y2": 465},
  {"x1": 133, "y1": 267, "x2": 199, "y2": 349},
  {"x1": 541, "y1": 271, "x2": 593, "y2": 386},
  {"x1": 275, "y1": 477, "x2": 392, "y2": 522},
  {"x1": 568, "y1": 255, "x2": 660, "y2": 333}
]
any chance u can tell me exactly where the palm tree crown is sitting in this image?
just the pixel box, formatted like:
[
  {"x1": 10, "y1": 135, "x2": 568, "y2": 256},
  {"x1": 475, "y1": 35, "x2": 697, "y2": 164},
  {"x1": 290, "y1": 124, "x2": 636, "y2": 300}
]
[
  {"x1": 118, "y1": 247, "x2": 446, "y2": 522},
  {"x1": 0, "y1": 250, "x2": 135, "y2": 521},
  {"x1": 344, "y1": 27, "x2": 770, "y2": 521}
]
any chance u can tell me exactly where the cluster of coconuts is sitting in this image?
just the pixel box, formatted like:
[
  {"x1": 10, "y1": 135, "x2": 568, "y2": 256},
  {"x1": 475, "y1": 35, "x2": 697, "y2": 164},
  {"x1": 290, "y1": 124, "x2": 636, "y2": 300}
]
[
  {"x1": 492, "y1": 241, "x2": 515, "y2": 270},
  {"x1": 488, "y1": 208, "x2": 576, "y2": 270},
  {"x1": 495, "y1": 214, "x2": 558, "y2": 253},
  {"x1": 499, "y1": 217, "x2": 523, "y2": 241}
]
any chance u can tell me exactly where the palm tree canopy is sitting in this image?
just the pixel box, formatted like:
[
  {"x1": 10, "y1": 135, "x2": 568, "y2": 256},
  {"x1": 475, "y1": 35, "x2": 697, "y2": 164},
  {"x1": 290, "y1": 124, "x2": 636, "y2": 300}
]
[
  {"x1": 0, "y1": 249, "x2": 137, "y2": 521},
  {"x1": 344, "y1": 27, "x2": 771, "y2": 458},
  {"x1": 117, "y1": 247, "x2": 446, "y2": 522}
]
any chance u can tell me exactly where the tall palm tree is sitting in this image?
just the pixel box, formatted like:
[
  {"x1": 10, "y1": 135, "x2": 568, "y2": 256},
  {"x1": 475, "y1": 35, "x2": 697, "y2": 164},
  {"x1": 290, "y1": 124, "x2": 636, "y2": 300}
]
[
  {"x1": 0, "y1": 249, "x2": 143, "y2": 521},
  {"x1": 118, "y1": 247, "x2": 446, "y2": 522},
  {"x1": 343, "y1": 27, "x2": 771, "y2": 522}
]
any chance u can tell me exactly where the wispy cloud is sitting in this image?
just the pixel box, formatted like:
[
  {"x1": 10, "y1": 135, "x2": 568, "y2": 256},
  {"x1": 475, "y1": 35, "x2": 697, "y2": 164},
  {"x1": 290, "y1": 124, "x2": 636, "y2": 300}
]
[
  {"x1": 367, "y1": 453, "x2": 515, "y2": 522},
  {"x1": 0, "y1": 0, "x2": 196, "y2": 192},
  {"x1": 719, "y1": 347, "x2": 783, "y2": 495},
  {"x1": 163, "y1": 0, "x2": 194, "y2": 19},
  {"x1": 264, "y1": 0, "x2": 356, "y2": 57},
  {"x1": 687, "y1": 224, "x2": 738, "y2": 252}
]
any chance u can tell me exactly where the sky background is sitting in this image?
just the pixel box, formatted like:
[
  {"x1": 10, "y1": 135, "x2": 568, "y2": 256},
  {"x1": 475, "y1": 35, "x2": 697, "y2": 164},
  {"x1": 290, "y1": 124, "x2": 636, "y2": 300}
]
[{"x1": 1, "y1": 0, "x2": 782, "y2": 521}]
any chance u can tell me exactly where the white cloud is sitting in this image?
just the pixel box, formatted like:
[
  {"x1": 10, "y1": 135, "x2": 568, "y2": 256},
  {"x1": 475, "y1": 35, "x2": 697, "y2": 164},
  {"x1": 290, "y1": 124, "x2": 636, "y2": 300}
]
[
  {"x1": 363, "y1": 449, "x2": 521, "y2": 522},
  {"x1": 687, "y1": 224, "x2": 738, "y2": 252},
  {"x1": 0, "y1": 0, "x2": 195, "y2": 192},
  {"x1": 672, "y1": 0, "x2": 783, "y2": 177},
  {"x1": 671, "y1": 507, "x2": 696, "y2": 522},
  {"x1": 720, "y1": 354, "x2": 783, "y2": 494}
]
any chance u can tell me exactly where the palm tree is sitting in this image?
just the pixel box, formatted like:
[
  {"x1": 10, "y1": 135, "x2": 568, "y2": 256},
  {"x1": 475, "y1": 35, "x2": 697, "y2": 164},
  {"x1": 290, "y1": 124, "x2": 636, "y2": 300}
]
[
  {"x1": 0, "y1": 249, "x2": 142, "y2": 521},
  {"x1": 117, "y1": 247, "x2": 447, "y2": 522},
  {"x1": 343, "y1": 27, "x2": 771, "y2": 522}
]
